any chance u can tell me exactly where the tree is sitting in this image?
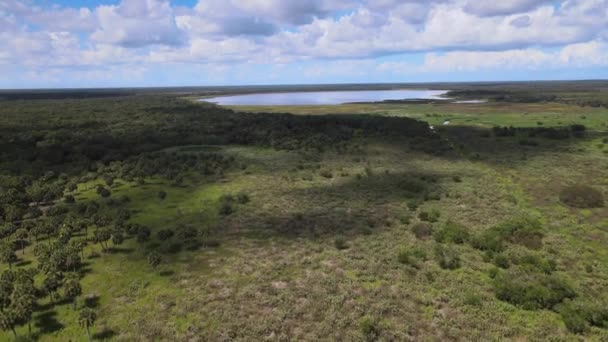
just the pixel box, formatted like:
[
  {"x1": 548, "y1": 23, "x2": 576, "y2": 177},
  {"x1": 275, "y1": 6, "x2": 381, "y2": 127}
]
[
  {"x1": 78, "y1": 308, "x2": 96, "y2": 340},
  {"x1": 93, "y1": 228, "x2": 111, "y2": 251},
  {"x1": 95, "y1": 185, "x2": 111, "y2": 198},
  {"x1": 147, "y1": 252, "x2": 162, "y2": 270},
  {"x1": 111, "y1": 231, "x2": 124, "y2": 247},
  {"x1": 0, "y1": 241, "x2": 16, "y2": 269},
  {"x1": 63, "y1": 275, "x2": 82, "y2": 309},
  {"x1": 0, "y1": 310, "x2": 16, "y2": 337},
  {"x1": 136, "y1": 226, "x2": 151, "y2": 244},
  {"x1": 42, "y1": 273, "x2": 61, "y2": 303},
  {"x1": 14, "y1": 228, "x2": 28, "y2": 254}
]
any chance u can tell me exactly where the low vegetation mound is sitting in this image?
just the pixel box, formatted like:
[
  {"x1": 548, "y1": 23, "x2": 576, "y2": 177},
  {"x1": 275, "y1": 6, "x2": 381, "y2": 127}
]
[
  {"x1": 494, "y1": 269, "x2": 575, "y2": 310},
  {"x1": 559, "y1": 184, "x2": 604, "y2": 208},
  {"x1": 472, "y1": 217, "x2": 544, "y2": 252}
]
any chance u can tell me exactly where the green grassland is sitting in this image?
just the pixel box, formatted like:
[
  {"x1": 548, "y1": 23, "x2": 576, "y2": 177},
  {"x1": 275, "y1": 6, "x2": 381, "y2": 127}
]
[{"x1": 0, "y1": 89, "x2": 607, "y2": 340}]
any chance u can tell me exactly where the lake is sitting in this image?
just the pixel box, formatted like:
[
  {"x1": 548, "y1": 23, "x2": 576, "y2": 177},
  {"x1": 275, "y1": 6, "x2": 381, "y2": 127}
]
[{"x1": 202, "y1": 89, "x2": 447, "y2": 106}]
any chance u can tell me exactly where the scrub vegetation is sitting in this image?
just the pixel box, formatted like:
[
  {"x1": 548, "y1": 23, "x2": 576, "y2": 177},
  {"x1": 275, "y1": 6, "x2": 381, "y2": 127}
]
[{"x1": 0, "y1": 82, "x2": 607, "y2": 340}]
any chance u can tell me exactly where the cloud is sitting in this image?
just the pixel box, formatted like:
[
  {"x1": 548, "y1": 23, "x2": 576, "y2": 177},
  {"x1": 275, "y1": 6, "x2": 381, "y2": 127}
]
[
  {"x1": 420, "y1": 41, "x2": 608, "y2": 72},
  {"x1": 1, "y1": 0, "x2": 608, "y2": 87},
  {"x1": 463, "y1": 0, "x2": 552, "y2": 16},
  {"x1": 91, "y1": 0, "x2": 185, "y2": 47}
]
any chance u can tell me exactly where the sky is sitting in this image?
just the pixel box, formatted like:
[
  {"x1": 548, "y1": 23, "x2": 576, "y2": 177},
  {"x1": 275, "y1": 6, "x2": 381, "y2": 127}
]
[{"x1": 1, "y1": 0, "x2": 607, "y2": 88}]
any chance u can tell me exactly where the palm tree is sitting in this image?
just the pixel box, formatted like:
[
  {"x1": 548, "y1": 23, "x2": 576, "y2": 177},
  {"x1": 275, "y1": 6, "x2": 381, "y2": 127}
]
[
  {"x1": 0, "y1": 241, "x2": 16, "y2": 269},
  {"x1": 0, "y1": 309, "x2": 16, "y2": 337},
  {"x1": 43, "y1": 273, "x2": 61, "y2": 303},
  {"x1": 78, "y1": 308, "x2": 96, "y2": 340},
  {"x1": 63, "y1": 277, "x2": 82, "y2": 309},
  {"x1": 14, "y1": 228, "x2": 29, "y2": 254},
  {"x1": 147, "y1": 252, "x2": 162, "y2": 270}
]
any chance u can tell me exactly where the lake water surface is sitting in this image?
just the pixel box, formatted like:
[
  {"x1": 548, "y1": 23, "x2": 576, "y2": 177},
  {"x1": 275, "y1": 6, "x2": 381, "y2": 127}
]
[{"x1": 202, "y1": 89, "x2": 447, "y2": 106}]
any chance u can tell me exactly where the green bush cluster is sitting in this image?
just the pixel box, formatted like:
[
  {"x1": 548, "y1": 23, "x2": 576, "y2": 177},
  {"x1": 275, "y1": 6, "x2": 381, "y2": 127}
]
[
  {"x1": 557, "y1": 299, "x2": 608, "y2": 334},
  {"x1": 472, "y1": 217, "x2": 543, "y2": 252},
  {"x1": 433, "y1": 220, "x2": 469, "y2": 244},
  {"x1": 397, "y1": 247, "x2": 427, "y2": 268},
  {"x1": 493, "y1": 269, "x2": 575, "y2": 310},
  {"x1": 418, "y1": 209, "x2": 440, "y2": 223}
]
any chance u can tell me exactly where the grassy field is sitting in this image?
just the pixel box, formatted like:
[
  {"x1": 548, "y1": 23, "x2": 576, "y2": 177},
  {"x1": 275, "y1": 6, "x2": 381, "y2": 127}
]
[{"x1": 1, "y1": 95, "x2": 608, "y2": 340}]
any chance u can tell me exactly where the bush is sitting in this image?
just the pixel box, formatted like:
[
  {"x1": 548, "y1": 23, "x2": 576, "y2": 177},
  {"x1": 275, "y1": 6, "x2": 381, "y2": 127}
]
[
  {"x1": 407, "y1": 200, "x2": 420, "y2": 211},
  {"x1": 493, "y1": 254, "x2": 510, "y2": 269},
  {"x1": 418, "y1": 209, "x2": 440, "y2": 223},
  {"x1": 463, "y1": 292, "x2": 483, "y2": 306},
  {"x1": 559, "y1": 184, "x2": 604, "y2": 208},
  {"x1": 412, "y1": 223, "x2": 433, "y2": 239},
  {"x1": 494, "y1": 269, "x2": 576, "y2": 310},
  {"x1": 96, "y1": 185, "x2": 111, "y2": 198},
  {"x1": 157, "y1": 229, "x2": 174, "y2": 241},
  {"x1": 236, "y1": 192, "x2": 250, "y2": 204},
  {"x1": 319, "y1": 170, "x2": 333, "y2": 179},
  {"x1": 514, "y1": 253, "x2": 556, "y2": 274},
  {"x1": 434, "y1": 244, "x2": 461, "y2": 270},
  {"x1": 334, "y1": 237, "x2": 348, "y2": 250},
  {"x1": 158, "y1": 191, "x2": 167, "y2": 200},
  {"x1": 472, "y1": 217, "x2": 543, "y2": 252},
  {"x1": 434, "y1": 220, "x2": 469, "y2": 244},
  {"x1": 359, "y1": 315, "x2": 381, "y2": 340},
  {"x1": 556, "y1": 299, "x2": 608, "y2": 334},
  {"x1": 397, "y1": 247, "x2": 427, "y2": 268},
  {"x1": 399, "y1": 178, "x2": 426, "y2": 194}
]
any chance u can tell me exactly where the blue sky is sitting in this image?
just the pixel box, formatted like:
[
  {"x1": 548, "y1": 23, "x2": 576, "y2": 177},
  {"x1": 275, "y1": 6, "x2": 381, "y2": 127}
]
[{"x1": 1, "y1": 0, "x2": 607, "y2": 88}]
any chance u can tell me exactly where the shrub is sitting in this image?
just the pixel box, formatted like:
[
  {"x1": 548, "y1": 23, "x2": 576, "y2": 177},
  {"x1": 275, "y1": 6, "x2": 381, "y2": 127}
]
[
  {"x1": 463, "y1": 292, "x2": 483, "y2": 306},
  {"x1": 359, "y1": 316, "x2": 381, "y2": 340},
  {"x1": 236, "y1": 192, "x2": 250, "y2": 204},
  {"x1": 493, "y1": 269, "x2": 575, "y2": 310},
  {"x1": 399, "y1": 178, "x2": 426, "y2": 194},
  {"x1": 157, "y1": 229, "x2": 175, "y2": 241},
  {"x1": 397, "y1": 247, "x2": 427, "y2": 268},
  {"x1": 472, "y1": 217, "x2": 543, "y2": 252},
  {"x1": 556, "y1": 299, "x2": 608, "y2": 334},
  {"x1": 334, "y1": 237, "x2": 348, "y2": 250},
  {"x1": 64, "y1": 195, "x2": 75, "y2": 203},
  {"x1": 412, "y1": 223, "x2": 433, "y2": 239},
  {"x1": 158, "y1": 191, "x2": 167, "y2": 200},
  {"x1": 559, "y1": 184, "x2": 604, "y2": 208},
  {"x1": 434, "y1": 244, "x2": 461, "y2": 270},
  {"x1": 418, "y1": 209, "x2": 440, "y2": 223},
  {"x1": 407, "y1": 200, "x2": 420, "y2": 211},
  {"x1": 514, "y1": 253, "x2": 556, "y2": 274},
  {"x1": 434, "y1": 220, "x2": 469, "y2": 244},
  {"x1": 399, "y1": 214, "x2": 412, "y2": 225},
  {"x1": 96, "y1": 185, "x2": 111, "y2": 198},
  {"x1": 493, "y1": 254, "x2": 510, "y2": 269},
  {"x1": 452, "y1": 175, "x2": 462, "y2": 183},
  {"x1": 219, "y1": 202, "x2": 233, "y2": 216},
  {"x1": 319, "y1": 170, "x2": 333, "y2": 179}
]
